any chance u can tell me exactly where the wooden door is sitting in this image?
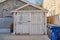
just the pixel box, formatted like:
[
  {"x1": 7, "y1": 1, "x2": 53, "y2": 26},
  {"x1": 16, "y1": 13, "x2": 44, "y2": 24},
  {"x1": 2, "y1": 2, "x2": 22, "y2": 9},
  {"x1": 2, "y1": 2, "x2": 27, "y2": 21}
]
[
  {"x1": 15, "y1": 12, "x2": 45, "y2": 35},
  {"x1": 15, "y1": 12, "x2": 31, "y2": 34},
  {"x1": 30, "y1": 12, "x2": 45, "y2": 34}
]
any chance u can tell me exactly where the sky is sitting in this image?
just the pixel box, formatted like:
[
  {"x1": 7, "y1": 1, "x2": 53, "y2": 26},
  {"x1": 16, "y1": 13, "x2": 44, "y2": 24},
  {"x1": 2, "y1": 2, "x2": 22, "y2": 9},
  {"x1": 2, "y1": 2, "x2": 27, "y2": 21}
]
[
  {"x1": 0, "y1": 0, "x2": 43, "y2": 4},
  {"x1": 27, "y1": 0, "x2": 43, "y2": 4}
]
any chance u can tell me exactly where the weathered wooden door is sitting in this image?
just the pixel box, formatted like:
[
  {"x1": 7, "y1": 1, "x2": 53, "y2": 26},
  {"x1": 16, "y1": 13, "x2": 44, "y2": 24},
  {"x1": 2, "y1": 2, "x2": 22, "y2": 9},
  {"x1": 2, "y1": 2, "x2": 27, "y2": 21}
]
[
  {"x1": 15, "y1": 12, "x2": 45, "y2": 34},
  {"x1": 15, "y1": 12, "x2": 31, "y2": 34},
  {"x1": 30, "y1": 12, "x2": 45, "y2": 34}
]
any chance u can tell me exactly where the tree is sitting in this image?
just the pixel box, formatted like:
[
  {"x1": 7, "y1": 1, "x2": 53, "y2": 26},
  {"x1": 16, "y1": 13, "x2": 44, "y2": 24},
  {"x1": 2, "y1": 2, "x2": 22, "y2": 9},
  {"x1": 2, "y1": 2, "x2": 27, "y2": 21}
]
[{"x1": 35, "y1": 0, "x2": 43, "y2": 7}]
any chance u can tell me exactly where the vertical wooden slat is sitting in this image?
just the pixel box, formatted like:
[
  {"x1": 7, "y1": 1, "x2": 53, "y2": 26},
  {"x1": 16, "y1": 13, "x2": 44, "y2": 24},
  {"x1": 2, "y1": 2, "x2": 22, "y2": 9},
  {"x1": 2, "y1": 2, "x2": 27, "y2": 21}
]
[
  {"x1": 47, "y1": 16, "x2": 54, "y2": 24},
  {"x1": 14, "y1": 11, "x2": 47, "y2": 35},
  {"x1": 30, "y1": 12, "x2": 45, "y2": 34},
  {"x1": 13, "y1": 12, "x2": 16, "y2": 34}
]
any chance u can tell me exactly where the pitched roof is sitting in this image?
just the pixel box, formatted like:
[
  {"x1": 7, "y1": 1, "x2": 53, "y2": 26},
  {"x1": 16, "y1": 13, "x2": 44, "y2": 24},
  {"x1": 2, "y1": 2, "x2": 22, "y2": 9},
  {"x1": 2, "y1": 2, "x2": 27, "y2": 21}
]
[
  {"x1": 16, "y1": 0, "x2": 47, "y2": 11},
  {"x1": 11, "y1": 0, "x2": 48, "y2": 13}
]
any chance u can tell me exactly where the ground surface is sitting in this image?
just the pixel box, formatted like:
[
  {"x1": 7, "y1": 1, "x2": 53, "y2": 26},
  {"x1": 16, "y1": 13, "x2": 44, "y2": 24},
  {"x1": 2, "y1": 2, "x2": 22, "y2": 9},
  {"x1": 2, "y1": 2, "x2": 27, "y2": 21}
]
[{"x1": 0, "y1": 34, "x2": 50, "y2": 40}]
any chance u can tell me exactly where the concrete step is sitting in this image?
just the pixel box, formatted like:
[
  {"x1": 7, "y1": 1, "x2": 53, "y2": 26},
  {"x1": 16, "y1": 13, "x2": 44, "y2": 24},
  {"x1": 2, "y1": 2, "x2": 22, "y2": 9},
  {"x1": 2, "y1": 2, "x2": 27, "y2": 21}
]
[{"x1": 0, "y1": 28, "x2": 10, "y2": 34}]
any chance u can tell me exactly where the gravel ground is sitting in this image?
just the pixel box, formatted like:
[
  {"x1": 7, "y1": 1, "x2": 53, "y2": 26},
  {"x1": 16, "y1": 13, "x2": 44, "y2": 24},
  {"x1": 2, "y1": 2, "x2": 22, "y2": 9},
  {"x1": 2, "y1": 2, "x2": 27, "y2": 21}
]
[{"x1": 0, "y1": 34, "x2": 50, "y2": 40}]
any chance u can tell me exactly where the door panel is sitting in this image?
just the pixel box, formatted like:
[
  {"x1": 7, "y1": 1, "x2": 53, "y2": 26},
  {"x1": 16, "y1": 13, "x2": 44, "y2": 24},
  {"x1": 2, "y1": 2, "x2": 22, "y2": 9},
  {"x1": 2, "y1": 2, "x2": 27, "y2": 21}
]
[
  {"x1": 15, "y1": 12, "x2": 45, "y2": 34},
  {"x1": 31, "y1": 13, "x2": 44, "y2": 24},
  {"x1": 16, "y1": 13, "x2": 31, "y2": 34},
  {"x1": 30, "y1": 24, "x2": 44, "y2": 34},
  {"x1": 30, "y1": 13, "x2": 45, "y2": 34},
  {"x1": 16, "y1": 24, "x2": 30, "y2": 33}
]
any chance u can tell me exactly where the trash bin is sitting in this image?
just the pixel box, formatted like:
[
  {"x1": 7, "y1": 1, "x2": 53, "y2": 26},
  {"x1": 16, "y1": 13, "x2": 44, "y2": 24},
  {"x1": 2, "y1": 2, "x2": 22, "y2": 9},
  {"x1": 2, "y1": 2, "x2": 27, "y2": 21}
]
[
  {"x1": 47, "y1": 25, "x2": 60, "y2": 40},
  {"x1": 47, "y1": 25, "x2": 54, "y2": 39},
  {"x1": 51, "y1": 27, "x2": 60, "y2": 40}
]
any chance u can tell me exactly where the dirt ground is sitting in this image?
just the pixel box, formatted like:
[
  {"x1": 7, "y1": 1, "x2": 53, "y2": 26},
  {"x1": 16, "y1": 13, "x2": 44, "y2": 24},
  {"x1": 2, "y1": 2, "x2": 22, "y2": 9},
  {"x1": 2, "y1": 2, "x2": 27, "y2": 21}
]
[{"x1": 0, "y1": 34, "x2": 50, "y2": 40}]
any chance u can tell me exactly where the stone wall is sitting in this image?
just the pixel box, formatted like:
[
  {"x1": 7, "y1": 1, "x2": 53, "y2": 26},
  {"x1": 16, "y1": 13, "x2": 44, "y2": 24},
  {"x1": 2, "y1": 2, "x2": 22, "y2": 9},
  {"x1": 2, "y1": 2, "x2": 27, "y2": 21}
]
[{"x1": 0, "y1": 0, "x2": 26, "y2": 17}]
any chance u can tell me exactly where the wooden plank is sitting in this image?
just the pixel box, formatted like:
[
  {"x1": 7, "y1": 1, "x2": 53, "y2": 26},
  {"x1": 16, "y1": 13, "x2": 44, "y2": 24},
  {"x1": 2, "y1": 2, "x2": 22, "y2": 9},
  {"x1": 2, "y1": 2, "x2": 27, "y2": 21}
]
[{"x1": 47, "y1": 16, "x2": 54, "y2": 24}]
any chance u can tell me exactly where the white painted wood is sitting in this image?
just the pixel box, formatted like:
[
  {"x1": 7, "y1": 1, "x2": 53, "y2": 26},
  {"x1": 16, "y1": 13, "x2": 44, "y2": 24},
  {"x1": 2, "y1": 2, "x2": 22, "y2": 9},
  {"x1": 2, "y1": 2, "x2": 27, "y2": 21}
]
[
  {"x1": 30, "y1": 12, "x2": 45, "y2": 34},
  {"x1": 30, "y1": 24, "x2": 44, "y2": 34},
  {"x1": 13, "y1": 12, "x2": 16, "y2": 34},
  {"x1": 16, "y1": 4, "x2": 29, "y2": 10},
  {"x1": 11, "y1": 10, "x2": 46, "y2": 13},
  {"x1": 15, "y1": 24, "x2": 30, "y2": 34},
  {"x1": 15, "y1": 12, "x2": 31, "y2": 34},
  {"x1": 13, "y1": 10, "x2": 47, "y2": 35},
  {"x1": 31, "y1": 12, "x2": 44, "y2": 24},
  {"x1": 44, "y1": 13, "x2": 47, "y2": 34}
]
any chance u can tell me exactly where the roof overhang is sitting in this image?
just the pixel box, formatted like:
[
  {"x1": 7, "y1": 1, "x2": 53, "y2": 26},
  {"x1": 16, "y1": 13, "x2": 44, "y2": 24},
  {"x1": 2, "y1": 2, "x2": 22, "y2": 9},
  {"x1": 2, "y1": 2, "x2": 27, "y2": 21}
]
[{"x1": 11, "y1": 0, "x2": 48, "y2": 13}]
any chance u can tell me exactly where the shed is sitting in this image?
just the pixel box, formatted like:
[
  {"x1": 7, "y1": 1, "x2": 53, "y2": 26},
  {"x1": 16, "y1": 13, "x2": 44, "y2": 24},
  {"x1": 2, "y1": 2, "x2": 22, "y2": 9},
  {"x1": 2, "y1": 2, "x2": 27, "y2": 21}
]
[{"x1": 11, "y1": 0, "x2": 48, "y2": 35}]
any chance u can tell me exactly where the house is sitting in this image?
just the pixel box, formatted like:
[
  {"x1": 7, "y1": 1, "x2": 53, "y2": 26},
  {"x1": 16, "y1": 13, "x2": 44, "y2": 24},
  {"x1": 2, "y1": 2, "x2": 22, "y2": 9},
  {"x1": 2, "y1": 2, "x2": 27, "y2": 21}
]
[
  {"x1": 43, "y1": 0, "x2": 60, "y2": 25},
  {"x1": 0, "y1": 0, "x2": 27, "y2": 33},
  {"x1": 11, "y1": 0, "x2": 48, "y2": 35},
  {"x1": 0, "y1": 0, "x2": 27, "y2": 17}
]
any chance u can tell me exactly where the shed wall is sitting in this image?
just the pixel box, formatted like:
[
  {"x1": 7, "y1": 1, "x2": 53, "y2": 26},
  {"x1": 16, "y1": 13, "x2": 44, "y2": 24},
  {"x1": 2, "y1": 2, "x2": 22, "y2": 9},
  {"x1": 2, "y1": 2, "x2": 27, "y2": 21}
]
[{"x1": 13, "y1": 11, "x2": 46, "y2": 35}]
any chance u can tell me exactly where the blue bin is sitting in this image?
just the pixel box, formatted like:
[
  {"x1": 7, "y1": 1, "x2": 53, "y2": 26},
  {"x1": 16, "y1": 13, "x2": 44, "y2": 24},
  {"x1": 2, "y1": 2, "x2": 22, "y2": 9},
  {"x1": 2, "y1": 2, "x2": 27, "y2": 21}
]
[
  {"x1": 47, "y1": 25, "x2": 60, "y2": 40},
  {"x1": 47, "y1": 25, "x2": 54, "y2": 39},
  {"x1": 51, "y1": 27, "x2": 60, "y2": 40}
]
